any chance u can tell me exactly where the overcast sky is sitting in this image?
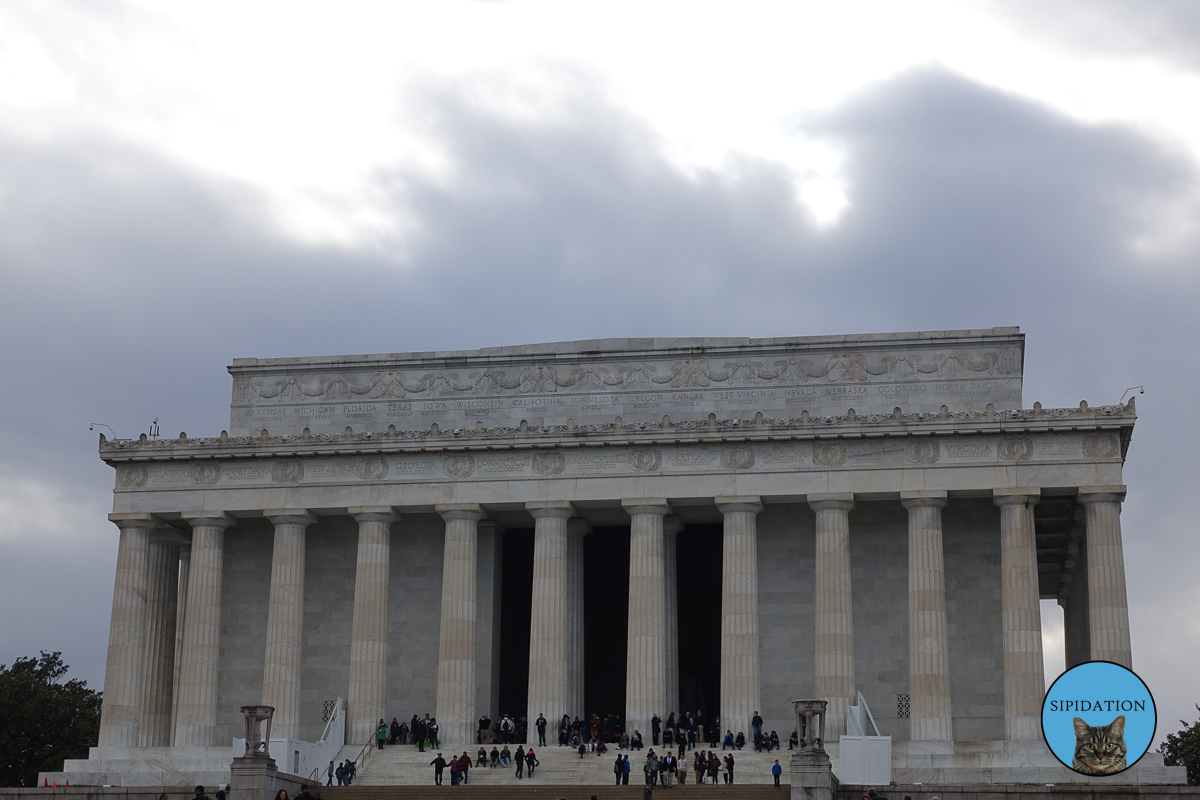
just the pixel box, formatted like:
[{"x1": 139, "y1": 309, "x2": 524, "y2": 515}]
[{"x1": 1, "y1": 0, "x2": 1198, "y2": 750}]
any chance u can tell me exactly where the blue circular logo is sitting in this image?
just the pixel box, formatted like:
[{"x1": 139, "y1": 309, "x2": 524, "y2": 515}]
[{"x1": 1041, "y1": 661, "x2": 1156, "y2": 776}]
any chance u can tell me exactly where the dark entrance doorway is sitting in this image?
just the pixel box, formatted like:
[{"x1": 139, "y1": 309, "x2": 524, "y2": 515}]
[
  {"x1": 497, "y1": 528, "x2": 534, "y2": 720},
  {"x1": 583, "y1": 526, "x2": 630, "y2": 720},
  {"x1": 675, "y1": 524, "x2": 722, "y2": 718}
]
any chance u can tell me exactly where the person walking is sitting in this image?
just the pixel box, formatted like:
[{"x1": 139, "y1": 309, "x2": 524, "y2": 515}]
[
  {"x1": 772, "y1": 759, "x2": 783, "y2": 788},
  {"x1": 514, "y1": 745, "x2": 525, "y2": 778},
  {"x1": 536, "y1": 713, "x2": 548, "y2": 746},
  {"x1": 652, "y1": 713, "x2": 662, "y2": 746},
  {"x1": 661, "y1": 752, "x2": 674, "y2": 788},
  {"x1": 646, "y1": 753, "x2": 659, "y2": 787},
  {"x1": 345, "y1": 760, "x2": 355, "y2": 785},
  {"x1": 429, "y1": 753, "x2": 446, "y2": 786},
  {"x1": 448, "y1": 757, "x2": 460, "y2": 786},
  {"x1": 334, "y1": 762, "x2": 344, "y2": 786},
  {"x1": 389, "y1": 717, "x2": 400, "y2": 745},
  {"x1": 525, "y1": 748, "x2": 539, "y2": 777},
  {"x1": 459, "y1": 752, "x2": 471, "y2": 784},
  {"x1": 325, "y1": 762, "x2": 334, "y2": 787}
]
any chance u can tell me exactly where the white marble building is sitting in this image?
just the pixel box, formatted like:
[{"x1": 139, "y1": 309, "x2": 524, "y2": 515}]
[{"x1": 53, "y1": 328, "x2": 1183, "y2": 785}]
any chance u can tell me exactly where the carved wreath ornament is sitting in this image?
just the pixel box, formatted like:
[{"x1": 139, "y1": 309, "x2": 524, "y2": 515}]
[{"x1": 241, "y1": 348, "x2": 1019, "y2": 403}]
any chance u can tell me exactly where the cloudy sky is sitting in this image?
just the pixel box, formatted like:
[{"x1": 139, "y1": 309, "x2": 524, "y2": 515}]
[{"x1": 2, "y1": 0, "x2": 1198, "y2": 750}]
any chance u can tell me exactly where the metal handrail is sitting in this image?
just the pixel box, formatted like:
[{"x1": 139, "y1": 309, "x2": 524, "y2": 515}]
[{"x1": 307, "y1": 734, "x2": 375, "y2": 783}]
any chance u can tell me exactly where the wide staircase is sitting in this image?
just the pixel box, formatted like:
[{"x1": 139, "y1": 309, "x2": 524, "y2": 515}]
[{"x1": 350, "y1": 740, "x2": 792, "y2": 788}]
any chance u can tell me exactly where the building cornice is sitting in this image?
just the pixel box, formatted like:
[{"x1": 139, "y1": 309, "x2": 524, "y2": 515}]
[{"x1": 99, "y1": 399, "x2": 1135, "y2": 464}]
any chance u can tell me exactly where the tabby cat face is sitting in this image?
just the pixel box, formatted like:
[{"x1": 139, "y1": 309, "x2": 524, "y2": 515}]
[{"x1": 1072, "y1": 715, "x2": 1127, "y2": 775}]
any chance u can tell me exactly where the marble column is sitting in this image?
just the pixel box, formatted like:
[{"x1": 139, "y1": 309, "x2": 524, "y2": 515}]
[
  {"x1": 138, "y1": 528, "x2": 182, "y2": 747},
  {"x1": 98, "y1": 513, "x2": 155, "y2": 747},
  {"x1": 477, "y1": 520, "x2": 505, "y2": 727},
  {"x1": 901, "y1": 491, "x2": 953, "y2": 745},
  {"x1": 994, "y1": 489, "x2": 1044, "y2": 740},
  {"x1": 622, "y1": 499, "x2": 670, "y2": 743},
  {"x1": 170, "y1": 543, "x2": 191, "y2": 743},
  {"x1": 262, "y1": 509, "x2": 317, "y2": 741},
  {"x1": 664, "y1": 515, "x2": 682, "y2": 717},
  {"x1": 567, "y1": 517, "x2": 590, "y2": 719},
  {"x1": 716, "y1": 496, "x2": 762, "y2": 737},
  {"x1": 174, "y1": 512, "x2": 234, "y2": 747},
  {"x1": 1079, "y1": 487, "x2": 1133, "y2": 668},
  {"x1": 435, "y1": 503, "x2": 484, "y2": 745},
  {"x1": 1062, "y1": 521, "x2": 1091, "y2": 669},
  {"x1": 526, "y1": 501, "x2": 573, "y2": 724},
  {"x1": 809, "y1": 493, "x2": 855, "y2": 740},
  {"x1": 346, "y1": 506, "x2": 397, "y2": 746}
]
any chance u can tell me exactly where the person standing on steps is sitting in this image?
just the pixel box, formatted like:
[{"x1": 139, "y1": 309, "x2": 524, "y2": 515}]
[
  {"x1": 514, "y1": 745, "x2": 525, "y2": 778},
  {"x1": 536, "y1": 713, "x2": 548, "y2": 746},
  {"x1": 772, "y1": 759, "x2": 783, "y2": 788},
  {"x1": 459, "y1": 752, "x2": 471, "y2": 784},
  {"x1": 429, "y1": 753, "x2": 446, "y2": 785},
  {"x1": 726, "y1": 753, "x2": 736, "y2": 785},
  {"x1": 623, "y1": 754, "x2": 631, "y2": 784},
  {"x1": 325, "y1": 762, "x2": 334, "y2": 787},
  {"x1": 525, "y1": 748, "x2": 539, "y2": 777},
  {"x1": 377, "y1": 719, "x2": 387, "y2": 750},
  {"x1": 615, "y1": 754, "x2": 625, "y2": 784},
  {"x1": 652, "y1": 713, "x2": 661, "y2": 746},
  {"x1": 752, "y1": 711, "x2": 764, "y2": 743},
  {"x1": 478, "y1": 713, "x2": 491, "y2": 745}
]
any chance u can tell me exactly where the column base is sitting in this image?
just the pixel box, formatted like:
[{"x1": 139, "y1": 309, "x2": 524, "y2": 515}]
[{"x1": 790, "y1": 749, "x2": 838, "y2": 800}]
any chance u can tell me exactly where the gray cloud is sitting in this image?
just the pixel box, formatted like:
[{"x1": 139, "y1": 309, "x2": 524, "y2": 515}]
[{"x1": 2, "y1": 66, "x2": 1198, "y2": 741}]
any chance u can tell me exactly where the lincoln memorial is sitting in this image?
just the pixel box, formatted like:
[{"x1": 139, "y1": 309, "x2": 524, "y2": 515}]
[{"x1": 51, "y1": 328, "x2": 1183, "y2": 786}]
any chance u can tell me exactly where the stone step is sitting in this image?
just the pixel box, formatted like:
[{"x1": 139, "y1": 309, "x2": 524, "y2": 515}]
[
  {"x1": 352, "y1": 742, "x2": 793, "y2": 787},
  {"x1": 317, "y1": 786, "x2": 790, "y2": 800}
]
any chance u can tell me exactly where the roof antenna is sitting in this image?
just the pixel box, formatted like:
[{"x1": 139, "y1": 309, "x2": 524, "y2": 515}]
[
  {"x1": 149, "y1": 418, "x2": 160, "y2": 440},
  {"x1": 1119, "y1": 386, "x2": 1144, "y2": 404},
  {"x1": 89, "y1": 423, "x2": 117, "y2": 437}
]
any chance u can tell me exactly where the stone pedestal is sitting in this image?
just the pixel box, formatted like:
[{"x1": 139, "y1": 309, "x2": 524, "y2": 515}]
[
  {"x1": 98, "y1": 513, "x2": 155, "y2": 748},
  {"x1": 717, "y1": 496, "x2": 763, "y2": 737},
  {"x1": 994, "y1": 489, "x2": 1044, "y2": 741},
  {"x1": 139, "y1": 528, "x2": 183, "y2": 746},
  {"x1": 790, "y1": 700, "x2": 838, "y2": 800},
  {"x1": 526, "y1": 501, "x2": 573, "y2": 724},
  {"x1": 347, "y1": 507, "x2": 397, "y2": 746},
  {"x1": 1079, "y1": 486, "x2": 1132, "y2": 668},
  {"x1": 175, "y1": 512, "x2": 234, "y2": 747},
  {"x1": 435, "y1": 503, "x2": 484, "y2": 745},
  {"x1": 809, "y1": 493, "x2": 855, "y2": 740},
  {"x1": 230, "y1": 705, "x2": 278, "y2": 800},
  {"x1": 623, "y1": 498, "x2": 670, "y2": 742},
  {"x1": 901, "y1": 491, "x2": 953, "y2": 746},
  {"x1": 262, "y1": 510, "x2": 316, "y2": 741}
]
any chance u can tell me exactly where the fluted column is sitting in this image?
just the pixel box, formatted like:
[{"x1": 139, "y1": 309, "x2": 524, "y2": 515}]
[
  {"x1": 664, "y1": 515, "x2": 682, "y2": 716},
  {"x1": 716, "y1": 496, "x2": 762, "y2": 737},
  {"x1": 994, "y1": 489, "x2": 1044, "y2": 740},
  {"x1": 567, "y1": 517, "x2": 589, "y2": 719},
  {"x1": 436, "y1": 504, "x2": 484, "y2": 745},
  {"x1": 98, "y1": 513, "x2": 155, "y2": 747},
  {"x1": 1062, "y1": 523, "x2": 1091, "y2": 669},
  {"x1": 346, "y1": 506, "x2": 397, "y2": 746},
  {"x1": 477, "y1": 520, "x2": 505, "y2": 725},
  {"x1": 174, "y1": 512, "x2": 233, "y2": 746},
  {"x1": 622, "y1": 499, "x2": 671, "y2": 742},
  {"x1": 1079, "y1": 487, "x2": 1132, "y2": 668},
  {"x1": 138, "y1": 528, "x2": 182, "y2": 746},
  {"x1": 262, "y1": 509, "x2": 317, "y2": 741},
  {"x1": 809, "y1": 493, "x2": 855, "y2": 739},
  {"x1": 170, "y1": 544, "x2": 191, "y2": 743},
  {"x1": 526, "y1": 502, "x2": 573, "y2": 724},
  {"x1": 902, "y1": 491, "x2": 953, "y2": 745}
]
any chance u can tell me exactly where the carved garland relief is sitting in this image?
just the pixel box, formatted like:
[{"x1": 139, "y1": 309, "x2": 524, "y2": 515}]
[{"x1": 241, "y1": 348, "x2": 1019, "y2": 402}]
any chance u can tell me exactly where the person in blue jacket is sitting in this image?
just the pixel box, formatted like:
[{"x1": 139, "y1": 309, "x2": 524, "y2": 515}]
[{"x1": 772, "y1": 759, "x2": 783, "y2": 788}]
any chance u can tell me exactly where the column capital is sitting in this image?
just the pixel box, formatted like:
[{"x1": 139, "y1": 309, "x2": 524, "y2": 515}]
[
  {"x1": 663, "y1": 515, "x2": 684, "y2": 535},
  {"x1": 716, "y1": 496, "x2": 764, "y2": 514},
  {"x1": 807, "y1": 493, "x2": 855, "y2": 512},
  {"x1": 266, "y1": 509, "x2": 319, "y2": 526},
  {"x1": 349, "y1": 506, "x2": 399, "y2": 524},
  {"x1": 901, "y1": 490, "x2": 948, "y2": 509},
  {"x1": 108, "y1": 512, "x2": 158, "y2": 529},
  {"x1": 526, "y1": 501, "x2": 575, "y2": 519},
  {"x1": 622, "y1": 498, "x2": 671, "y2": 516},
  {"x1": 181, "y1": 511, "x2": 236, "y2": 529},
  {"x1": 993, "y1": 488, "x2": 1040, "y2": 508},
  {"x1": 435, "y1": 503, "x2": 484, "y2": 522},
  {"x1": 1078, "y1": 486, "x2": 1127, "y2": 504}
]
